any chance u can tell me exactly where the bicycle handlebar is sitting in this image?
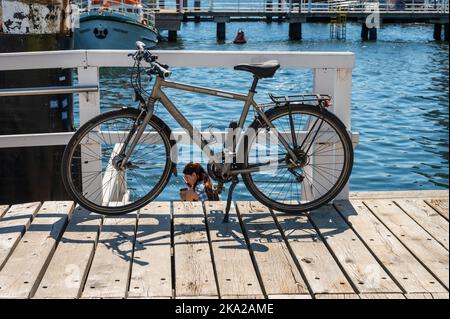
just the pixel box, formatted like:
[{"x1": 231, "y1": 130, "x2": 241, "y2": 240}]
[
  {"x1": 131, "y1": 41, "x2": 172, "y2": 79},
  {"x1": 152, "y1": 62, "x2": 172, "y2": 79}
]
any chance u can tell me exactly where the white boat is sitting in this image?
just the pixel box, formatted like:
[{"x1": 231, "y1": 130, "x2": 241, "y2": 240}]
[{"x1": 75, "y1": 0, "x2": 159, "y2": 50}]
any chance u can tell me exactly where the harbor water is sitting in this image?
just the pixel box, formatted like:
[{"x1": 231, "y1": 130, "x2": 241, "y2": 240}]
[{"x1": 75, "y1": 21, "x2": 449, "y2": 201}]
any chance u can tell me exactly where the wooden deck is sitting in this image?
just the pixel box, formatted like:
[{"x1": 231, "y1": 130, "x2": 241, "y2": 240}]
[{"x1": 0, "y1": 190, "x2": 448, "y2": 299}]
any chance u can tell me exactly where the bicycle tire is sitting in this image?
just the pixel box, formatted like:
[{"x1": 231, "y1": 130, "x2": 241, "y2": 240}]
[
  {"x1": 241, "y1": 104, "x2": 353, "y2": 213},
  {"x1": 62, "y1": 108, "x2": 174, "y2": 215}
]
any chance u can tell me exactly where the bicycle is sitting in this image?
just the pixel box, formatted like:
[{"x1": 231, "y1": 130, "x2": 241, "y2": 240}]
[{"x1": 62, "y1": 42, "x2": 354, "y2": 222}]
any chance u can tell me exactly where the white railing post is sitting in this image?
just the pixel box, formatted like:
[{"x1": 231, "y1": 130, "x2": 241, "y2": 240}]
[
  {"x1": 77, "y1": 66, "x2": 100, "y2": 124},
  {"x1": 313, "y1": 67, "x2": 353, "y2": 200},
  {"x1": 102, "y1": 143, "x2": 127, "y2": 204},
  {"x1": 77, "y1": 66, "x2": 103, "y2": 204}
]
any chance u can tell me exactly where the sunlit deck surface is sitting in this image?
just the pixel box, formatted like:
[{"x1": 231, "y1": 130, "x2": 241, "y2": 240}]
[{"x1": 0, "y1": 190, "x2": 448, "y2": 299}]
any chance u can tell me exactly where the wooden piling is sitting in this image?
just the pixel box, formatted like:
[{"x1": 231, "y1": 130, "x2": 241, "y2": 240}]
[
  {"x1": 369, "y1": 27, "x2": 377, "y2": 41},
  {"x1": 288, "y1": 22, "x2": 302, "y2": 40},
  {"x1": 168, "y1": 30, "x2": 177, "y2": 41},
  {"x1": 434, "y1": 23, "x2": 442, "y2": 41},
  {"x1": 361, "y1": 23, "x2": 369, "y2": 41},
  {"x1": 217, "y1": 22, "x2": 226, "y2": 41},
  {"x1": 214, "y1": 17, "x2": 229, "y2": 42}
]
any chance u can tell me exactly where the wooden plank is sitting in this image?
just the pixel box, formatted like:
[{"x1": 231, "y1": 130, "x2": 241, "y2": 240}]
[
  {"x1": 268, "y1": 294, "x2": 312, "y2": 299},
  {"x1": 236, "y1": 202, "x2": 309, "y2": 297},
  {"x1": 33, "y1": 206, "x2": 102, "y2": 299},
  {"x1": 350, "y1": 190, "x2": 449, "y2": 200},
  {"x1": 82, "y1": 213, "x2": 137, "y2": 299},
  {"x1": 364, "y1": 199, "x2": 449, "y2": 289},
  {"x1": 0, "y1": 201, "x2": 73, "y2": 298},
  {"x1": 308, "y1": 204, "x2": 402, "y2": 294},
  {"x1": 0, "y1": 202, "x2": 41, "y2": 271},
  {"x1": 359, "y1": 294, "x2": 405, "y2": 299},
  {"x1": 395, "y1": 199, "x2": 449, "y2": 250},
  {"x1": 175, "y1": 296, "x2": 218, "y2": 299},
  {"x1": 335, "y1": 200, "x2": 447, "y2": 293},
  {"x1": 173, "y1": 202, "x2": 218, "y2": 298},
  {"x1": 405, "y1": 293, "x2": 433, "y2": 299},
  {"x1": 426, "y1": 199, "x2": 449, "y2": 221},
  {"x1": 432, "y1": 293, "x2": 449, "y2": 299},
  {"x1": 273, "y1": 211, "x2": 354, "y2": 295},
  {"x1": 204, "y1": 201, "x2": 263, "y2": 299},
  {"x1": 315, "y1": 294, "x2": 360, "y2": 299},
  {"x1": 128, "y1": 202, "x2": 172, "y2": 299}
]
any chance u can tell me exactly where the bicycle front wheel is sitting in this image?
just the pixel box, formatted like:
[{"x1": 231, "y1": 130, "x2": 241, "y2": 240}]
[
  {"x1": 242, "y1": 105, "x2": 353, "y2": 213},
  {"x1": 62, "y1": 108, "x2": 174, "y2": 215}
]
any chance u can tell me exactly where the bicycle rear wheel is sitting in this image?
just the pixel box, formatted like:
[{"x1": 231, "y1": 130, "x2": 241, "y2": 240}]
[
  {"x1": 62, "y1": 108, "x2": 174, "y2": 215},
  {"x1": 242, "y1": 105, "x2": 353, "y2": 213}
]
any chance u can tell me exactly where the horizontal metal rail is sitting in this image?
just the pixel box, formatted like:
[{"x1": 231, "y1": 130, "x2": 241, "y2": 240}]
[
  {"x1": 0, "y1": 85, "x2": 98, "y2": 97},
  {"x1": 0, "y1": 131, "x2": 360, "y2": 148}
]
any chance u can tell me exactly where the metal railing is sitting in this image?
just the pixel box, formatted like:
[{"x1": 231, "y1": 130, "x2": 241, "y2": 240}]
[
  {"x1": 146, "y1": 0, "x2": 449, "y2": 13},
  {"x1": 0, "y1": 49, "x2": 358, "y2": 202}
]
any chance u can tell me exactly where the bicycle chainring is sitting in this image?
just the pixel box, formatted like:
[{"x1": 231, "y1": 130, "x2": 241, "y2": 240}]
[{"x1": 207, "y1": 162, "x2": 232, "y2": 183}]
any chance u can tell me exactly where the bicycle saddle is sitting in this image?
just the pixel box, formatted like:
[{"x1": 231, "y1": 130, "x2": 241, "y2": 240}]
[{"x1": 234, "y1": 60, "x2": 280, "y2": 79}]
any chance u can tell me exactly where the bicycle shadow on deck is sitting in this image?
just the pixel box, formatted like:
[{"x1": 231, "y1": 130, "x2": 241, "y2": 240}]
[{"x1": 8, "y1": 201, "x2": 359, "y2": 267}]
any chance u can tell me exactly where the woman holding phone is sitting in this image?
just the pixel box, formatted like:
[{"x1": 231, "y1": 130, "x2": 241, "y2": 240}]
[{"x1": 180, "y1": 162, "x2": 219, "y2": 202}]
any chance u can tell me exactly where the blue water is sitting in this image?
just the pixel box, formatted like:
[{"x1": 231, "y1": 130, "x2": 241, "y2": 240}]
[{"x1": 81, "y1": 21, "x2": 449, "y2": 200}]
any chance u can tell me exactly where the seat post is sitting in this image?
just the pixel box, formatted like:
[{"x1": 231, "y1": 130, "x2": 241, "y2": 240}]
[{"x1": 250, "y1": 76, "x2": 259, "y2": 93}]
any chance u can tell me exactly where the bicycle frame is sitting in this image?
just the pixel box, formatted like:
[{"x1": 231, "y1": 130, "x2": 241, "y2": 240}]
[{"x1": 121, "y1": 75, "x2": 298, "y2": 176}]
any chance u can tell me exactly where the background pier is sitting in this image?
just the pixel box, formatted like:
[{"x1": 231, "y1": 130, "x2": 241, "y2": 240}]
[{"x1": 151, "y1": 0, "x2": 449, "y2": 41}]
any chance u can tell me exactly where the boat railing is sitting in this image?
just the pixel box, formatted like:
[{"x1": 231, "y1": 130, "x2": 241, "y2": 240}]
[{"x1": 0, "y1": 49, "x2": 358, "y2": 202}]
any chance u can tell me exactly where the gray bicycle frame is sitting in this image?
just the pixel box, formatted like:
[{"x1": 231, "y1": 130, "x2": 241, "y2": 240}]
[{"x1": 121, "y1": 76, "x2": 298, "y2": 175}]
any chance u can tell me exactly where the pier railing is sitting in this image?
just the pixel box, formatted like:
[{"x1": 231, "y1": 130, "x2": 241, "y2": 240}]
[
  {"x1": 150, "y1": 0, "x2": 449, "y2": 14},
  {"x1": 0, "y1": 49, "x2": 358, "y2": 203}
]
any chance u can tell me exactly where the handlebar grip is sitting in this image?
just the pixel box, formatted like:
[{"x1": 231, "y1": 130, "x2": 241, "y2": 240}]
[{"x1": 156, "y1": 63, "x2": 172, "y2": 79}]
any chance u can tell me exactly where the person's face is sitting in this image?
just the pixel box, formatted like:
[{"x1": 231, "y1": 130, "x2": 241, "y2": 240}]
[{"x1": 184, "y1": 173, "x2": 198, "y2": 187}]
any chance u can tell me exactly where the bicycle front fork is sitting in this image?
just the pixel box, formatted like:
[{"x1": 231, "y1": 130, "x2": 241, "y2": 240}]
[{"x1": 118, "y1": 102, "x2": 156, "y2": 169}]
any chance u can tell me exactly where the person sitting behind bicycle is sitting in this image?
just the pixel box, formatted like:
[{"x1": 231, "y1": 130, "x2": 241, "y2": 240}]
[{"x1": 180, "y1": 162, "x2": 219, "y2": 202}]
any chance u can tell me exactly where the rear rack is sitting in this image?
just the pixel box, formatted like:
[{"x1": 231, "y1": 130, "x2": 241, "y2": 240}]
[{"x1": 268, "y1": 93, "x2": 332, "y2": 106}]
